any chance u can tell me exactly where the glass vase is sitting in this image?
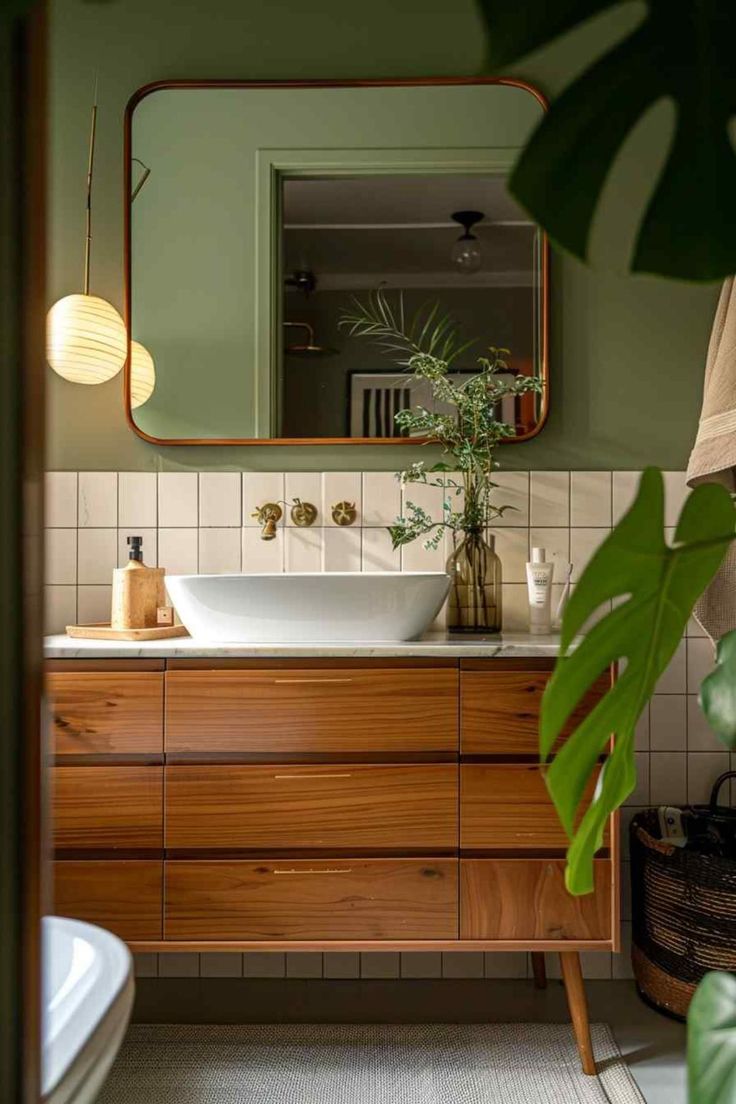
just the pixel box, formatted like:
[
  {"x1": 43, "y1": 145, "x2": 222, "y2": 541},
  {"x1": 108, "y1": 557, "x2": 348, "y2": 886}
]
[{"x1": 446, "y1": 530, "x2": 502, "y2": 634}]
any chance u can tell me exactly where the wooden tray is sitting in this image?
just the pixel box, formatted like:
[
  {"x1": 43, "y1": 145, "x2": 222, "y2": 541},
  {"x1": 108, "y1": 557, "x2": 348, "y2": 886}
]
[{"x1": 66, "y1": 622, "x2": 189, "y2": 641}]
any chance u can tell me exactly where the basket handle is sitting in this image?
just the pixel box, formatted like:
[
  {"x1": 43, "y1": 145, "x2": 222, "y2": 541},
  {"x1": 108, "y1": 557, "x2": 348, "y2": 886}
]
[{"x1": 709, "y1": 771, "x2": 736, "y2": 810}]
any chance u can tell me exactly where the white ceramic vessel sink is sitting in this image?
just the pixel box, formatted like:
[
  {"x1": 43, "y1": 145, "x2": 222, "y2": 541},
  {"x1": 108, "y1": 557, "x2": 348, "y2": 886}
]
[{"x1": 166, "y1": 572, "x2": 450, "y2": 643}]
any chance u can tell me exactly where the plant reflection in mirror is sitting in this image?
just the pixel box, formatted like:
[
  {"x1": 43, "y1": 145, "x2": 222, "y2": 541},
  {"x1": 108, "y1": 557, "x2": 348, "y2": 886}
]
[{"x1": 339, "y1": 290, "x2": 541, "y2": 631}]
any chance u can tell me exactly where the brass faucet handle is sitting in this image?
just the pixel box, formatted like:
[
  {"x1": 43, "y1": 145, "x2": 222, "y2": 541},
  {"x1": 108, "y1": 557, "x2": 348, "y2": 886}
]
[
  {"x1": 331, "y1": 500, "x2": 357, "y2": 526},
  {"x1": 290, "y1": 498, "x2": 318, "y2": 528},
  {"x1": 252, "y1": 502, "x2": 282, "y2": 524}
]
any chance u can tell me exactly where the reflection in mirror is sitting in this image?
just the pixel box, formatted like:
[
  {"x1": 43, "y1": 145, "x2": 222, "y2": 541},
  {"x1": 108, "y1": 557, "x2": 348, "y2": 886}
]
[
  {"x1": 280, "y1": 174, "x2": 542, "y2": 439},
  {"x1": 126, "y1": 81, "x2": 547, "y2": 444}
]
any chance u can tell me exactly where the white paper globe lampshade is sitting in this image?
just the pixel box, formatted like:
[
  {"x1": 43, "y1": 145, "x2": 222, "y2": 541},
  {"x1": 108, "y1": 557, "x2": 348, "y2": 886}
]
[
  {"x1": 129, "y1": 340, "x2": 156, "y2": 408},
  {"x1": 46, "y1": 293, "x2": 127, "y2": 384}
]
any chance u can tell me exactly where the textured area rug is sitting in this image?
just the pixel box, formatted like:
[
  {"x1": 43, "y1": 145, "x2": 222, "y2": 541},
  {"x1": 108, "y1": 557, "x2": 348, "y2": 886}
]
[{"x1": 98, "y1": 1023, "x2": 644, "y2": 1103}]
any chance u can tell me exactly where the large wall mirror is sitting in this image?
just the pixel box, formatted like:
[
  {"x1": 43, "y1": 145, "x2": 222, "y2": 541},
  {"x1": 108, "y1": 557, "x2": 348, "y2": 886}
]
[{"x1": 124, "y1": 79, "x2": 548, "y2": 445}]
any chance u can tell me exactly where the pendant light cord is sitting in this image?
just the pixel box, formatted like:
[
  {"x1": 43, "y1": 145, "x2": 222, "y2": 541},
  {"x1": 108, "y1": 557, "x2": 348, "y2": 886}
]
[{"x1": 83, "y1": 76, "x2": 98, "y2": 296}]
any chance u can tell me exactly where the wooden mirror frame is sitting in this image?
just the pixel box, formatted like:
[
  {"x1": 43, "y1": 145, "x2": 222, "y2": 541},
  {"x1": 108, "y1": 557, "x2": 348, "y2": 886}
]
[{"x1": 123, "y1": 76, "x2": 549, "y2": 447}]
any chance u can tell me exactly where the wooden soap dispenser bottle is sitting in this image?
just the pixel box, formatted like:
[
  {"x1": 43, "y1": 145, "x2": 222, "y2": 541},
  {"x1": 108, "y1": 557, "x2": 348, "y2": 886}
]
[{"x1": 111, "y1": 535, "x2": 166, "y2": 630}]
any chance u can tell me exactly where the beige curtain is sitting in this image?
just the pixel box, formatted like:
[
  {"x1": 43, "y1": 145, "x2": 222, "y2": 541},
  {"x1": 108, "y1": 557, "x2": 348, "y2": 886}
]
[{"x1": 686, "y1": 277, "x2": 736, "y2": 642}]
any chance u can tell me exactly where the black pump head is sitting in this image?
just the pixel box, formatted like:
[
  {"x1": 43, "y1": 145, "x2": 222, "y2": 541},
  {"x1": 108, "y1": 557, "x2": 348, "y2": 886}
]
[{"x1": 127, "y1": 535, "x2": 143, "y2": 562}]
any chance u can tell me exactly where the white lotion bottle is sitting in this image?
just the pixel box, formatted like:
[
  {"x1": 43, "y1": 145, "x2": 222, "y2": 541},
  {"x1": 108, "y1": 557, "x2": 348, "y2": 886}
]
[{"x1": 526, "y1": 547, "x2": 554, "y2": 635}]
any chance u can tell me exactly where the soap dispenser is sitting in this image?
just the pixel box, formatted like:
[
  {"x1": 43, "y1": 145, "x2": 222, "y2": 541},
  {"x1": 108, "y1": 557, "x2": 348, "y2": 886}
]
[{"x1": 111, "y1": 535, "x2": 166, "y2": 630}]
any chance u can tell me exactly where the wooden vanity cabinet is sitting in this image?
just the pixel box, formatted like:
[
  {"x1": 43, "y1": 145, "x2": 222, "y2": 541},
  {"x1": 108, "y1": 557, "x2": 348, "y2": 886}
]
[
  {"x1": 48, "y1": 654, "x2": 617, "y2": 1074},
  {"x1": 48, "y1": 656, "x2": 617, "y2": 953}
]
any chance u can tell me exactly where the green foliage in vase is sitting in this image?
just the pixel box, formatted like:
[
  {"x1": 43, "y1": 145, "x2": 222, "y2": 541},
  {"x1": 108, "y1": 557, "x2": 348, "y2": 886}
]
[
  {"x1": 475, "y1": 0, "x2": 736, "y2": 281},
  {"x1": 540, "y1": 468, "x2": 736, "y2": 895},
  {"x1": 339, "y1": 290, "x2": 541, "y2": 550}
]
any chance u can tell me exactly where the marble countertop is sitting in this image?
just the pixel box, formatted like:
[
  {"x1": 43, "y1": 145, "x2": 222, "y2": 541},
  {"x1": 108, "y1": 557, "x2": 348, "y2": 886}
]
[{"x1": 44, "y1": 631, "x2": 567, "y2": 659}]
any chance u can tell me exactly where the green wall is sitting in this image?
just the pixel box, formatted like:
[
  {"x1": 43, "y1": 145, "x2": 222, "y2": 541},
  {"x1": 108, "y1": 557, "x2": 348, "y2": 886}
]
[{"x1": 48, "y1": 0, "x2": 717, "y2": 472}]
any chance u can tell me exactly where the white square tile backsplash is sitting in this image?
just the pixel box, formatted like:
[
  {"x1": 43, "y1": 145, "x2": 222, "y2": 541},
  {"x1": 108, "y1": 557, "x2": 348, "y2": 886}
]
[
  {"x1": 323, "y1": 526, "x2": 362, "y2": 572},
  {"x1": 158, "y1": 472, "x2": 198, "y2": 528},
  {"x1": 361, "y1": 526, "x2": 400, "y2": 572},
  {"x1": 45, "y1": 528, "x2": 77, "y2": 585},
  {"x1": 284, "y1": 525, "x2": 322, "y2": 571},
  {"x1": 242, "y1": 525, "x2": 285, "y2": 572},
  {"x1": 199, "y1": 472, "x2": 242, "y2": 528},
  {"x1": 362, "y1": 471, "x2": 401, "y2": 526},
  {"x1": 45, "y1": 471, "x2": 77, "y2": 527},
  {"x1": 78, "y1": 528, "x2": 117, "y2": 585},
  {"x1": 570, "y1": 471, "x2": 612, "y2": 528},
  {"x1": 612, "y1": 471, "x2": 642, "y2": 524},
  {"x1": 242, "y1": 472, "x2": 284, "y2": 523},
  {"x1": 491, "y1": 470, "x2": 529, "y2": 527},
  {"x1": 118, "y1": 472, "x2": 157, "y2": 529},
  {"x1": 530, "y1": 471, "x2": 569, "y2": 528},
  {"x1": 77, "y1": 585, "x2": 113, "y2": 624},
  {"x1": 158, "y1": 527, "x2": 198, "y2": 575},
  {"x1": 199, "y1": 527, "x2": 242, "y2": 574},
  {"x1": 78, "y1": 472, "x2": 117, "y2": 528},
  {"x1": 47, "y1": 467, "x2": 725, "y2": 985}
]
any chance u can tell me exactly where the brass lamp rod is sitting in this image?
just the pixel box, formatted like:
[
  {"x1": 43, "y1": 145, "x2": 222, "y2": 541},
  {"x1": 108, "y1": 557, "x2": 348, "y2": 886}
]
[{"x1": 83, "y1": 76, "x2": 98, "y2": 296}]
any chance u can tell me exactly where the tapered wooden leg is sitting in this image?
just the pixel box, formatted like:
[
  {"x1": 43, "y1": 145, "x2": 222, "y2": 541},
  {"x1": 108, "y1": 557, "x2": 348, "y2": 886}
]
[
  {"x1": 559, "y1": 951, "x2": 596, "y2": 1075},
  {"x1": 530, "y1": 952, "x2": 547, "y2": 989}
]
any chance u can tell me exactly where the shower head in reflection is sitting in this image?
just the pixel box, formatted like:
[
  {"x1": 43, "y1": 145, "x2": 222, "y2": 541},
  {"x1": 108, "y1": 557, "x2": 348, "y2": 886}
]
[{"x1": 283, "y1": 321, "x2": 339, "y2": 358}]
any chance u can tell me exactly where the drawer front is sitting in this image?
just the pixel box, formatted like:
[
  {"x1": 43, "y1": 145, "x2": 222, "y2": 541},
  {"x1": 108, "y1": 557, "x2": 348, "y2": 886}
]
[
  {"x1": 166, "y1": 668, "x2": 458, "y2": 755},
  {"x1": 460, "y1": 669, "x2": 610, "y2": 755},
  {"x1": 53, "y1": 766, "x2": 163, "y2": 850},
  {"x1": 166, "y1": 764, "x2": 458, "y2": 851},
  {"x1": 460, "y1": 764, "x2": 602, "y2": 850},
  {"x1": 165, "y1": 859, "x2": 458, "y2": 941},
  {"x1": 54, "y1": 860, "x2": 163, "y2": 941},
  {"x1": 460, "y1": 859, "x2": 612, "y2": 941},
  {"x1": 48, "y1": 671, "x2": 164, "y2": 756}
]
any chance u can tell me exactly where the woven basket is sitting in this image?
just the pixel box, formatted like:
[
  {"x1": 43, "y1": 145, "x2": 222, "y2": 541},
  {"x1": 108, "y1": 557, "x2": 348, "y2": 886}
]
[{"x1": 630, "y1": 772, "x2": 736, "y2": 1019}]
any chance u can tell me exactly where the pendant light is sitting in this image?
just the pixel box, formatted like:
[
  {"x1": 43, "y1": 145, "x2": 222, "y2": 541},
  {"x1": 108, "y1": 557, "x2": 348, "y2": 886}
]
[
  {"x1": 46, "y1": 84, "x2": 127, "y2": 385},
  {"x1": 450, "y1": 210, "x2": 484, "y2": 274},
  {"x1": 129, "y1": 340, "x2": 156, "y2": 408}
]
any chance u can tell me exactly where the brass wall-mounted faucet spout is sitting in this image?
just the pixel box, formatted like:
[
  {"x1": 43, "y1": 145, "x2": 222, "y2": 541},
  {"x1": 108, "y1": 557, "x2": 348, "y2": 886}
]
[{"x1": 252, "y1": 503, "x2": 282, "y2": 540}]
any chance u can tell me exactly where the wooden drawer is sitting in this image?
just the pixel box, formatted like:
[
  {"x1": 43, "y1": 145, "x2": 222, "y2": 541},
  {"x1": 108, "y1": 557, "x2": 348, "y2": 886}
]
[
  {"x1": 47, "y1": 670, "x2": 164, "y2": 756},
  {"x1": 165, "y1": 667, "x2": 458, "y2": 755},
  {"x1": 460, "y1": 859, "x2": 612, "y2": 941},
  {"x1": 460, "y1": 764, "x2": 603, "y2": 850},
  {"x1": 460, "y1": 668, "x2": 610, "y2": 755},
  {"x1": 52, "y1": 766, "x2": 163, "y2": 850},
  {"x1": 165, "y1": 858, "x2": 458, "y2": 941},
  {"x1": 54, "y1": 859, "x2": 163, "y2": 941},
  {"x1": 166, "y1": 763, "x2": 457, "y2": 851}
]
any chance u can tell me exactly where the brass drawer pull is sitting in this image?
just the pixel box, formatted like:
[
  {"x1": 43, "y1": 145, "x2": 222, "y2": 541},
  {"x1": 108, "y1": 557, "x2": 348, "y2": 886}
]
[
  {"x1": 273, "y1": 772, "x2": 352, "y2": 780},
  {"x1": 273, "y1": 678, "x2": 353, "y2": 685},
  {"x1": 272, "y1": 867, "x2": 352, "y2": 875}
]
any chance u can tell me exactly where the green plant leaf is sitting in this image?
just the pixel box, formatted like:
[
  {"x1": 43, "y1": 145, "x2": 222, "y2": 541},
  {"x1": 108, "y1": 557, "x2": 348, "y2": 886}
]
[
  {"x1": 476, "y1": 1, "x2": 736, "y2": 280},
  {"x1": 688, "y1": 971, "x2": 736, "y2": 1104},
  {"x1": 477, "y1": 1, "x2": 620, "y2": 69},
  {"x1": 700, "y1": 630, "x2": 736, "y2": 750},
  {"x1": 541, "y1": 468, "x2": 735, "y2": 895}
]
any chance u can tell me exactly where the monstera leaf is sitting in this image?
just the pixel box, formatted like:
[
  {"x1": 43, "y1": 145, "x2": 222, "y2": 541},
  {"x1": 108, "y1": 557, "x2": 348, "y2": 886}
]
[
  {"x1": 688, "y1": 972, "x2": 736, "y2": 1104},
  {"x1": 541, "y1": 469, "x2": 735, "y2": 895},
  {"x1": 476, "y1": 1, "x2": 736, "y2": 280},
  {"x1": 700, "y1": 630, "x2": 736, "y2": 750}
]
